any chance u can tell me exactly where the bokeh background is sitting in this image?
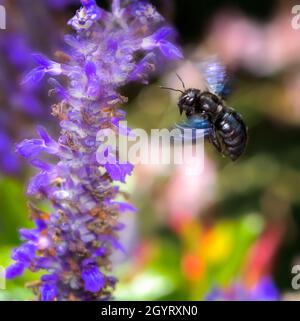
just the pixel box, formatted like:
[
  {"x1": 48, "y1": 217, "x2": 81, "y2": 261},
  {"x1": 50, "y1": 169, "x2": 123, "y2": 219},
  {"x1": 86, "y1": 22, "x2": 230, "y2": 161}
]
[{"x1": 1, "y1": 0, "x2": 300, "y2": 300}]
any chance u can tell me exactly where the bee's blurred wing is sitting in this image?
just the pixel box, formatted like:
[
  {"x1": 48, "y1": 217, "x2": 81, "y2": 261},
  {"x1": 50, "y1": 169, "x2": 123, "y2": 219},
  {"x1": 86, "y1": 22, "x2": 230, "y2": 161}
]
[
  {"x1": 173, "y1": 116, "x2": 211, "y2": 142},
  {"x1": 198, "y1": 56, "x2": 230, "y2": 98}
]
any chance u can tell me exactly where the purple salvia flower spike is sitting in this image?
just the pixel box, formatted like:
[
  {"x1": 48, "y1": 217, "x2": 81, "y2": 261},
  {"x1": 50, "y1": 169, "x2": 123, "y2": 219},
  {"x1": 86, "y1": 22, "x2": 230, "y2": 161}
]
[{"x1": 7, "y1": 0, "x2": 182, "y2": 301}]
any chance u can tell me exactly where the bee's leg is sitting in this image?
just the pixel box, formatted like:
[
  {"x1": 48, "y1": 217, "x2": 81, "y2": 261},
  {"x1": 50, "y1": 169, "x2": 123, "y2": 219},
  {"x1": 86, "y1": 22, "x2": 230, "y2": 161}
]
[{"x1": 209, "y1": 127, "x2": 222, "y2": 153}]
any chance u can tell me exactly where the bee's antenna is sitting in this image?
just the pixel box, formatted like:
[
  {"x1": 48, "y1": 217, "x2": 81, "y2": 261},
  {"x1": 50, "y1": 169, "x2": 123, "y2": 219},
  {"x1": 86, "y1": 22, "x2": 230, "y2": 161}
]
[
  {"x1": 176, "y1": 73, "x2": 186, "y2": 91},
  {"x1": 159, "y1": 86, "x2": 184, "y2": 94}
]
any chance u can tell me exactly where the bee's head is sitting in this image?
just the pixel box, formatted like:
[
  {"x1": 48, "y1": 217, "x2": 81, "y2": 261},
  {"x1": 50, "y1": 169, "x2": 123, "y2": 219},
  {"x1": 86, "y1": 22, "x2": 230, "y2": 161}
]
[
  {"x1": 178, "y1": 89, "x2": 201, "y2": 116},
  {"x1": 159, "y1": 75, "x2": 202, "y2": 117}
]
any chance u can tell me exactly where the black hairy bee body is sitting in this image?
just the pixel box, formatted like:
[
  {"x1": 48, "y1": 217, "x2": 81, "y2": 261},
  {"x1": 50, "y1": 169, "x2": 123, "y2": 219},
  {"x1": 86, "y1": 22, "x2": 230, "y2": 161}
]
[
  {"x1": 161, "y1": 58, "x2": 248, "y2": 161},
  {"x1": 178, "y1": 88, "x2": 248, "y2": 161}
]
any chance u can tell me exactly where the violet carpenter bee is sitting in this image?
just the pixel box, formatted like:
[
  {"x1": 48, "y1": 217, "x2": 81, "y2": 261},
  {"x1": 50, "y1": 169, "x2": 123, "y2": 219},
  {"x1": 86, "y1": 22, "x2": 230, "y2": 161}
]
[{"x1": 161, "y1": 58, "x2": 248, "y2": 161}]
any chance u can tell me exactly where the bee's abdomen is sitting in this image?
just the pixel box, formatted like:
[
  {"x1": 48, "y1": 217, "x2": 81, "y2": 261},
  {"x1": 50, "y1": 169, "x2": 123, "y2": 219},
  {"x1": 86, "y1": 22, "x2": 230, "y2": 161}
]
[{"x1": 216, "y1": 111, "x2": 247, "y2": 161}]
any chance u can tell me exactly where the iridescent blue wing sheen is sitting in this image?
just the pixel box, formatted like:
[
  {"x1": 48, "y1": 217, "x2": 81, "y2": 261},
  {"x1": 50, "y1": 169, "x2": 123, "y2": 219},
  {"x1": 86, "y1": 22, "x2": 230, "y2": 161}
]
[
  {"x1": 199, "y1": 56, "x2": 231, "y2": 98},
  {"x1": 174, "y1": 116, "x2": 211, "y2": 142}
]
